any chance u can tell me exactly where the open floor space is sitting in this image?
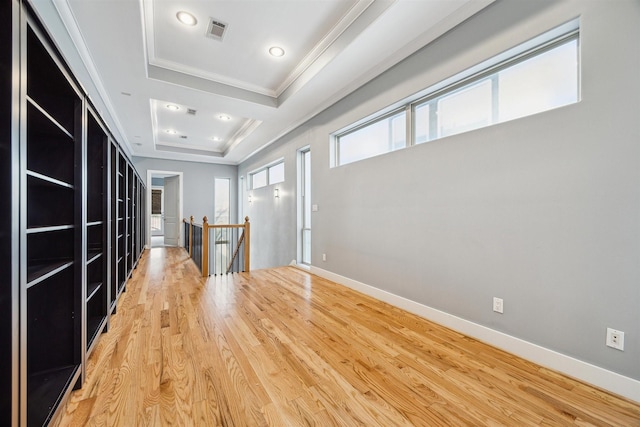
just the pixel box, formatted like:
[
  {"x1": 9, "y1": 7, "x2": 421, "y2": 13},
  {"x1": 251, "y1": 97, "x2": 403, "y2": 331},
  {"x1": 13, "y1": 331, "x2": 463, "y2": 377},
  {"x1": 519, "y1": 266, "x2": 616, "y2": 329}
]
[{"x1": 58, "y1": 248, "x2": 640, "y2": 426}]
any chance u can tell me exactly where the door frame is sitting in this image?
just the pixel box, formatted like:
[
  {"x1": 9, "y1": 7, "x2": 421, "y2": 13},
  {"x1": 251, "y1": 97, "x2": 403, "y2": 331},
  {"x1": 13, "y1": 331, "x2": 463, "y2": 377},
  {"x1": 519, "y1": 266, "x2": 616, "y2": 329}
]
[
  {"x1": 146, "y1": 170, "x2": 183, "y2": 249},
  {"x1": 150, "y1": 186, "x2": 164, "y2": 236}
]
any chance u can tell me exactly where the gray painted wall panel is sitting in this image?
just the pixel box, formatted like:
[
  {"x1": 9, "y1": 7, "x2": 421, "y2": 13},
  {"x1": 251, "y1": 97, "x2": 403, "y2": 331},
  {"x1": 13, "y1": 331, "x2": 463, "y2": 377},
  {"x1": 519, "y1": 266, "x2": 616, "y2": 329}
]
[
  {"x1": 239, "y1": 0, "x2": 640, "y2": 380},
  {"x1": 133, "y1": 157, "x2": 238, "y2": 227},
  {"x1": 239, "y1": 139, "x2": 303, "y2": 269}
]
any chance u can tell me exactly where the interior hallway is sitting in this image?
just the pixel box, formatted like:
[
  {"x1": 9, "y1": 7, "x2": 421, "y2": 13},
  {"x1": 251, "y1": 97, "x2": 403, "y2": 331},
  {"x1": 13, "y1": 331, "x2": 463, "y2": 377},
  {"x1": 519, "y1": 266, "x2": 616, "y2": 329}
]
[{"x1": 58, "y1": 247, "x2": 640, "y2": 426}]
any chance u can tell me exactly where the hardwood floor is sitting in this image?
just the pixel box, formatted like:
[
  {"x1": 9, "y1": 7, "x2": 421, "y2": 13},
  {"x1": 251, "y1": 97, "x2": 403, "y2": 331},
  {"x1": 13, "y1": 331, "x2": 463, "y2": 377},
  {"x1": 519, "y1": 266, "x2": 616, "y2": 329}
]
[{"x1": 58, "y1": 247, "x2": 640, "y2": 426}]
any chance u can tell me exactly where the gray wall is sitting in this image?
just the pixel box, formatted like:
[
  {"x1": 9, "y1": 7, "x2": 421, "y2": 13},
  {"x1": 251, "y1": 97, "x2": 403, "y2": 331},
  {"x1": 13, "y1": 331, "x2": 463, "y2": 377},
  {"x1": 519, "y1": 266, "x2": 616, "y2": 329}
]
[
  {"x1": 133, "y1": 156, "x2": 238, "y2": 229},
  {"x1": 238, "y1": 0, "x2": 640, "y2": 380},
  {"x1": 238, "y1": 128, "x2": 310, "y2": 270}
]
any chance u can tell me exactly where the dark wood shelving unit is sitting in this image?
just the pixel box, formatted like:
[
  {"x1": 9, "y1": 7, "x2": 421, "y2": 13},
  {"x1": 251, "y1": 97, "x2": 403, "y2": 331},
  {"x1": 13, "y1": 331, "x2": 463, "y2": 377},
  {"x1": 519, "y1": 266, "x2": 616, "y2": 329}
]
[
  {"x1": 1, "y1": 0, "x2": 17, "y2": 424},
  {"x1": 26, "y1": 364, "x2": 78, "y2": 427},
  {"x1": 126, "y1": 166, "x2": 133, "y2": 278},
  {"x1": 85, "y1": 110, "x2": 108, "y2": 357},
  {"x1": 22, "y1": 20, "x2": 82, "y2": 427},
  {"x1": 117, "y1": 154, "x2": 127, "y2": 295},
  {"x1": 109, "y1": 143, "x2": 118, "y2": 314},
  {"x1": 4, "y1": 4, "x2": 147, "y2": 425}
]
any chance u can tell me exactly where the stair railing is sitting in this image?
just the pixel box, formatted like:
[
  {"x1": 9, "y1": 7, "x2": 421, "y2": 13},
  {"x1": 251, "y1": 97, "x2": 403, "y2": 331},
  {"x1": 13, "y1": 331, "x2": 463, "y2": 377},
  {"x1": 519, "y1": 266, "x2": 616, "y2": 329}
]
[
  {"x1": 183, "y1": 216, "x2": 250, "y2": 276},
  {"x1": 181, "y1": 215, "x2": 203, "y2": 271}
]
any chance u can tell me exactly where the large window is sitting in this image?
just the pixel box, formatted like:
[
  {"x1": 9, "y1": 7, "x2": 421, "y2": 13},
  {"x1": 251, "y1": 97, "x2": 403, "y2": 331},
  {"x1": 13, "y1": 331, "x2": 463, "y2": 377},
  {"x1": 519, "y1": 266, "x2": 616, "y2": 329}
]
[
  {"x1": 213, "y1": 178, "x2": 231, "y2": 273},
  {"x1": 414, "y1": 38, "x2": 578, "y2": 143},
  {"x1": 214, "y1": 178, "x2": 230, "y2": 224},
  {"x1": 299, "y1": 148, "x2": 311, "y2": 265},
  {"x1": 333, "y1": 22, "x2": 579, "y2": 167},
  {"x1": 250, "y1": 160, "x2": 285, "y2": 189}
]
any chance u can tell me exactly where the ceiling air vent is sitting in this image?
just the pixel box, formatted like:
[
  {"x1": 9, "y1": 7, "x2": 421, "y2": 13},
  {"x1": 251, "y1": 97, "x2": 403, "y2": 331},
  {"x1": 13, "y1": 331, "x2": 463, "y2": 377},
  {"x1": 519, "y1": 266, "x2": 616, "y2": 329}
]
[
  {"x1": 187, "y1": 108, "x2": 197, "y2": 115},
  {"x1": 206, "y1": 18, "x2": 227, "y2": 41},
  {"x1": 180, "y1": 135, "x2": 187, "y2": 139}
]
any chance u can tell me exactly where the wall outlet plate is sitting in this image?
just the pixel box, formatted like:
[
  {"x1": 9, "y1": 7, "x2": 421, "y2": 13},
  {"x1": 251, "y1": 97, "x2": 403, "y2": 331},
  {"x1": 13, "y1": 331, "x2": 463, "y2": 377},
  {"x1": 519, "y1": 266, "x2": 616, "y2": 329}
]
[
  {"x1": 606, "y1": 328, "x2": 624, "y2": 351},
  {"x1": 493, "y1": 297, "x2": 503, "y2": 314}
]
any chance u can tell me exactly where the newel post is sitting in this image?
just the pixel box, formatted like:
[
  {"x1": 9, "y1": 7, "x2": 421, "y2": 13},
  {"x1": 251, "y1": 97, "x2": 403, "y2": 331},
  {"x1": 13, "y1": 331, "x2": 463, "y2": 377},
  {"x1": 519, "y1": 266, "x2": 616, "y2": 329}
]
[
  {"x1": 189, "y1": 215, "x2": 194, "y2": 257},
  {"x1": 202, "y1": 216, "x2": 209, "y2": 277},
  {"x1": 244, "y1": 216, "x2": 250, "y2": 272}
]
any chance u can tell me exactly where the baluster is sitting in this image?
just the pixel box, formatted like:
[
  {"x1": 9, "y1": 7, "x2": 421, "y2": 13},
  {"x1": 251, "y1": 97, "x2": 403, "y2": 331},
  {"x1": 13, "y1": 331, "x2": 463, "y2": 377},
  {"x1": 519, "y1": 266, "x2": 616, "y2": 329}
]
[
  {"x1": 202, "y1": 216, "x2": 209, "y2": 277},
  {"x1": 244, "y1": 217, "x2": 250, "y2": 272},
  {"x1": 189, "y1": 216, "x2": 194, "y2": 257}
]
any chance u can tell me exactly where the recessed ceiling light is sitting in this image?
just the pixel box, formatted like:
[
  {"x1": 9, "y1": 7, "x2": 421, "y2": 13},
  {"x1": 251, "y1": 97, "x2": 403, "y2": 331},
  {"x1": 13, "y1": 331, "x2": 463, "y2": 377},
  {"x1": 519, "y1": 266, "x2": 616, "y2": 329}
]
[
  {"x1": 212, "y1": 137, "x2": 221, "y2": 141},
  {"x1": 176, "y1": 11, "x2": 197, "y2": 26},
  {"x1": 218, "y1": 115, "x2": 231, "y2": 121},
  {"x1": 165, "y1": 129, "x2": 177, "y2": 134},
  {"x1": 166, "y1": 104, "x2": 180, "y2": 111},
  {"x1": 269, "y1": 46, "x2": 285, "y2": 57}
]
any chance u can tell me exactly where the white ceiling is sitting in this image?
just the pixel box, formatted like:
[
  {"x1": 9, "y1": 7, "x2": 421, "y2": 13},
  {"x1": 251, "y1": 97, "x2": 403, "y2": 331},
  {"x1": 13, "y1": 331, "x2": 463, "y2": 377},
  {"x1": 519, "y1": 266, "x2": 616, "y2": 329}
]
[{"x1": 42, "y1": 0, "x2": 494, "y2": 165}]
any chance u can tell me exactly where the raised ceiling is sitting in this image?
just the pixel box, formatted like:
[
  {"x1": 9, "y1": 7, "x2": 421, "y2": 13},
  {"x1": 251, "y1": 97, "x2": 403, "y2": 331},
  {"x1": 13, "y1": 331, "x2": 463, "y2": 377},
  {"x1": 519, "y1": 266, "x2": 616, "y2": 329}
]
[{"x1": 39, "y1": 0, "x2": 494, "y2": 164}]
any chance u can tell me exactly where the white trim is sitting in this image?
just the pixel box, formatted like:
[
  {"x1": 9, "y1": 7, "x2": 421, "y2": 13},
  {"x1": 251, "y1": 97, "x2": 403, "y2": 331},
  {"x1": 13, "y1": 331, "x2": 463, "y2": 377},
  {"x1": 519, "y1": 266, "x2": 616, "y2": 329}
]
[
  {"x1": 140, "y1": 0, "x2": 378, "y2": 98},
  {"x1": 310, "y1": 266, "x2": 640, "y2": 403},
  {"x1": 52, "y1": 0, "x2": 133, "y2": 157},
  {"x1": 290, "y1": 260, "x2": 311, "y2": 272},
  {"x1": 150, "y1": 185, "x2": 164, "y2": 237},
  {"x1": 146, "y1": 170, "x2": 183, "y2": 248}
]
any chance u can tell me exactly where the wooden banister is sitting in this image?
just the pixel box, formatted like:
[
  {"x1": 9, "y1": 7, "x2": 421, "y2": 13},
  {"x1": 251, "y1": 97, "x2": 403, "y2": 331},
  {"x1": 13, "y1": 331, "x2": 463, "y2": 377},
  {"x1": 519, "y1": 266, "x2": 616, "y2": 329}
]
[
  {"x1": 244, "y1": 216, "x2": 250, "y2": 273},
  {"x1": 202, "y1": 216, "x2": 209, "y2": 277},
  {"x1": 189, "y1": 215, "x2": 194, "y2": 256},
  {"x1": 186, "y1": 216, "x2": 249, "y2": 277}
]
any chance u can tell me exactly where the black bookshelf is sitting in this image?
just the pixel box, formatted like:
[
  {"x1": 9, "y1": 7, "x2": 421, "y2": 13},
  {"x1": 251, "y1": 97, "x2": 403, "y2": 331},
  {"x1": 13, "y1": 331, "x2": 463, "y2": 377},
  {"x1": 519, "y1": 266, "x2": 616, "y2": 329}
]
[
  {"x1": 24, "y1": 22, "x2": 82, "y2": 427},
  {"x1": 109, "y1": 142, "x2": 118, "y2": 313},
  {"x1": 117, "y1": 153, "x2": 126, "y2": 294},
  {"x1": 0, "y1": 0, "x2": 16, "y2": 424},
  {"x1": 3, "y1": 4, "x2": 147, "y2": 425},
  {"x1": 85, "y1": 111, "x2": 108, "y2": 352},
  {"x1": 126, "y1": 165, "x2": 133, "y2": 278}
]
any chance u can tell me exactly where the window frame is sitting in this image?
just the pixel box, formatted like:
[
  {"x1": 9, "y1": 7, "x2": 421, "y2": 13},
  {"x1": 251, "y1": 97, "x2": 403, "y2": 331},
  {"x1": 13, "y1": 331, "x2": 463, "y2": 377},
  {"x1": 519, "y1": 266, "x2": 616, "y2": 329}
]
[
  {"x1": 331, "y1": 21, "x2": 580, "y2": 168},
  {"x1": 334, "y1": 107, "x2": 408, "y2": 167},
  {"x1": 249, "y1": 159, "x2": 285, "y2": 190}
]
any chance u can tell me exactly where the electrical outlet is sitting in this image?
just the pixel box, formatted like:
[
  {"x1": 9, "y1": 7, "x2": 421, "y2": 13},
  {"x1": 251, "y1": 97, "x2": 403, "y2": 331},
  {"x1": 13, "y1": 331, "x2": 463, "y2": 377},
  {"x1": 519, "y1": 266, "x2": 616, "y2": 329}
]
[
  {"x1": 322, "y1": 253, "x2": 327, "y2": 262},
  {"x1": 606, "y1": 328, "x2": 624, "y2": 351},
  {"x1": 493, "y1": 297, "x2": 503, "y2": 314}
]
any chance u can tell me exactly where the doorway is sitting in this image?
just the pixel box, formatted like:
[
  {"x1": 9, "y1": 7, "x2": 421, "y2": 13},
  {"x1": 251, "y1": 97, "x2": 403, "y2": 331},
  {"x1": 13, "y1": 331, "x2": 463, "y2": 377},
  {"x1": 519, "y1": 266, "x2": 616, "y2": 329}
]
[
  {"x1": 146, "y1": 170, "x2": 183, "y2": 248},
  {"x1": 151, "y1": 187, "x2": 164, "y2": 237}
]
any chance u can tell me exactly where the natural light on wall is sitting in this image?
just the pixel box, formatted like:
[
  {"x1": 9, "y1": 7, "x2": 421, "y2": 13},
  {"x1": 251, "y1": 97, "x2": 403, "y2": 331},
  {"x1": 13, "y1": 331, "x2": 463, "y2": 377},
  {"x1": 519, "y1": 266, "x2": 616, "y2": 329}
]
[{"x1": 333, "y1": 21, "x2": 579, "y2": 167}]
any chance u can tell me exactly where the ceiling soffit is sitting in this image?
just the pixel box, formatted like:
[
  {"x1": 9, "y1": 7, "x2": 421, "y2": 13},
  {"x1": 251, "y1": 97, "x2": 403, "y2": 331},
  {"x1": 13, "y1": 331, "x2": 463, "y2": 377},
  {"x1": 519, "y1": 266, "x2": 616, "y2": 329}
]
[
  {"x1": 150, "y1": 98, "x2": 261, "y2": 157},
  {"x1": 141, "y1": 0, "x2": 392, "y2": 106},
  {"x1": 46, "y1": 0, "x2": 496, "y2": 164}
]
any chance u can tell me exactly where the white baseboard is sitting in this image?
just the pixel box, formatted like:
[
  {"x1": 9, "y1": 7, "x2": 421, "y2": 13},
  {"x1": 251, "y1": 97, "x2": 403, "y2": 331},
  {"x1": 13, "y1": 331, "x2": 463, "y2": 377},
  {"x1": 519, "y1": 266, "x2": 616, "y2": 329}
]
[{"x1": 310, "y1": 266, "x2": 640, "y2": 403}]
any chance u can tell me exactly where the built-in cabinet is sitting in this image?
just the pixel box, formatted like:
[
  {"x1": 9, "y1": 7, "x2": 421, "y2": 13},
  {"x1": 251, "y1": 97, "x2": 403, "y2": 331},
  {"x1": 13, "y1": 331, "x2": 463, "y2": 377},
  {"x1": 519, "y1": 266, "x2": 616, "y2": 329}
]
[
  {"x1": 85, "y1": 111, "x2": 108, "y2": 359},
  {"x1": 1, "y1": 0, "x2": 18, "y2": 425},
  {"x1": 2, "y1": 2, "x2": 146, "y2": 425},
  {"x1": 23, "y1": 20, "x2": 83, "y2": 427}
]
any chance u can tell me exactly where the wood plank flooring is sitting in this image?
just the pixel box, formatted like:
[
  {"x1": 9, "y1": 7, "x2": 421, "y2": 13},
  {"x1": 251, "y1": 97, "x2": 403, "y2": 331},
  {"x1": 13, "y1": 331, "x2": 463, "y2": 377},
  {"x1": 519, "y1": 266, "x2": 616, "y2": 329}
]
[{"x1": 58, "y1": 247, "x2": 640, "y2": 426}]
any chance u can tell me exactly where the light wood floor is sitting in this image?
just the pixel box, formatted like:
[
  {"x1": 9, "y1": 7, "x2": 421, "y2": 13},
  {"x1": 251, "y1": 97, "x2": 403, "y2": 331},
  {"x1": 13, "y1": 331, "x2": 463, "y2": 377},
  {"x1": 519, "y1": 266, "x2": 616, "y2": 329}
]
[{"x1": 59, "y1": 247, "x2": 640, "y2": 426}]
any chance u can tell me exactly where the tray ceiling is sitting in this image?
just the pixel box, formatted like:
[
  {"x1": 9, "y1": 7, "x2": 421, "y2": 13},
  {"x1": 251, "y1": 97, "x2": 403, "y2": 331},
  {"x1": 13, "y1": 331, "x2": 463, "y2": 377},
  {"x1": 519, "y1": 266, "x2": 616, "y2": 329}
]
[{"x1": 39, "y1": 0, "x2": 494, "y2": 164}]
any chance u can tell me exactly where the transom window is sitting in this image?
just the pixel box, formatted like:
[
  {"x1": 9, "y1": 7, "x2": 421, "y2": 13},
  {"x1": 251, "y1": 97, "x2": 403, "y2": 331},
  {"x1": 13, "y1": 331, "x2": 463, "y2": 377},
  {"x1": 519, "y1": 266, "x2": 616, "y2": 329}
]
[
  {"x1": 250, "y1": 160, "x2": 285, "y2": 189},
  {"x1": 333, "y1": 21, "x2": 579, "y2": 167}
]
